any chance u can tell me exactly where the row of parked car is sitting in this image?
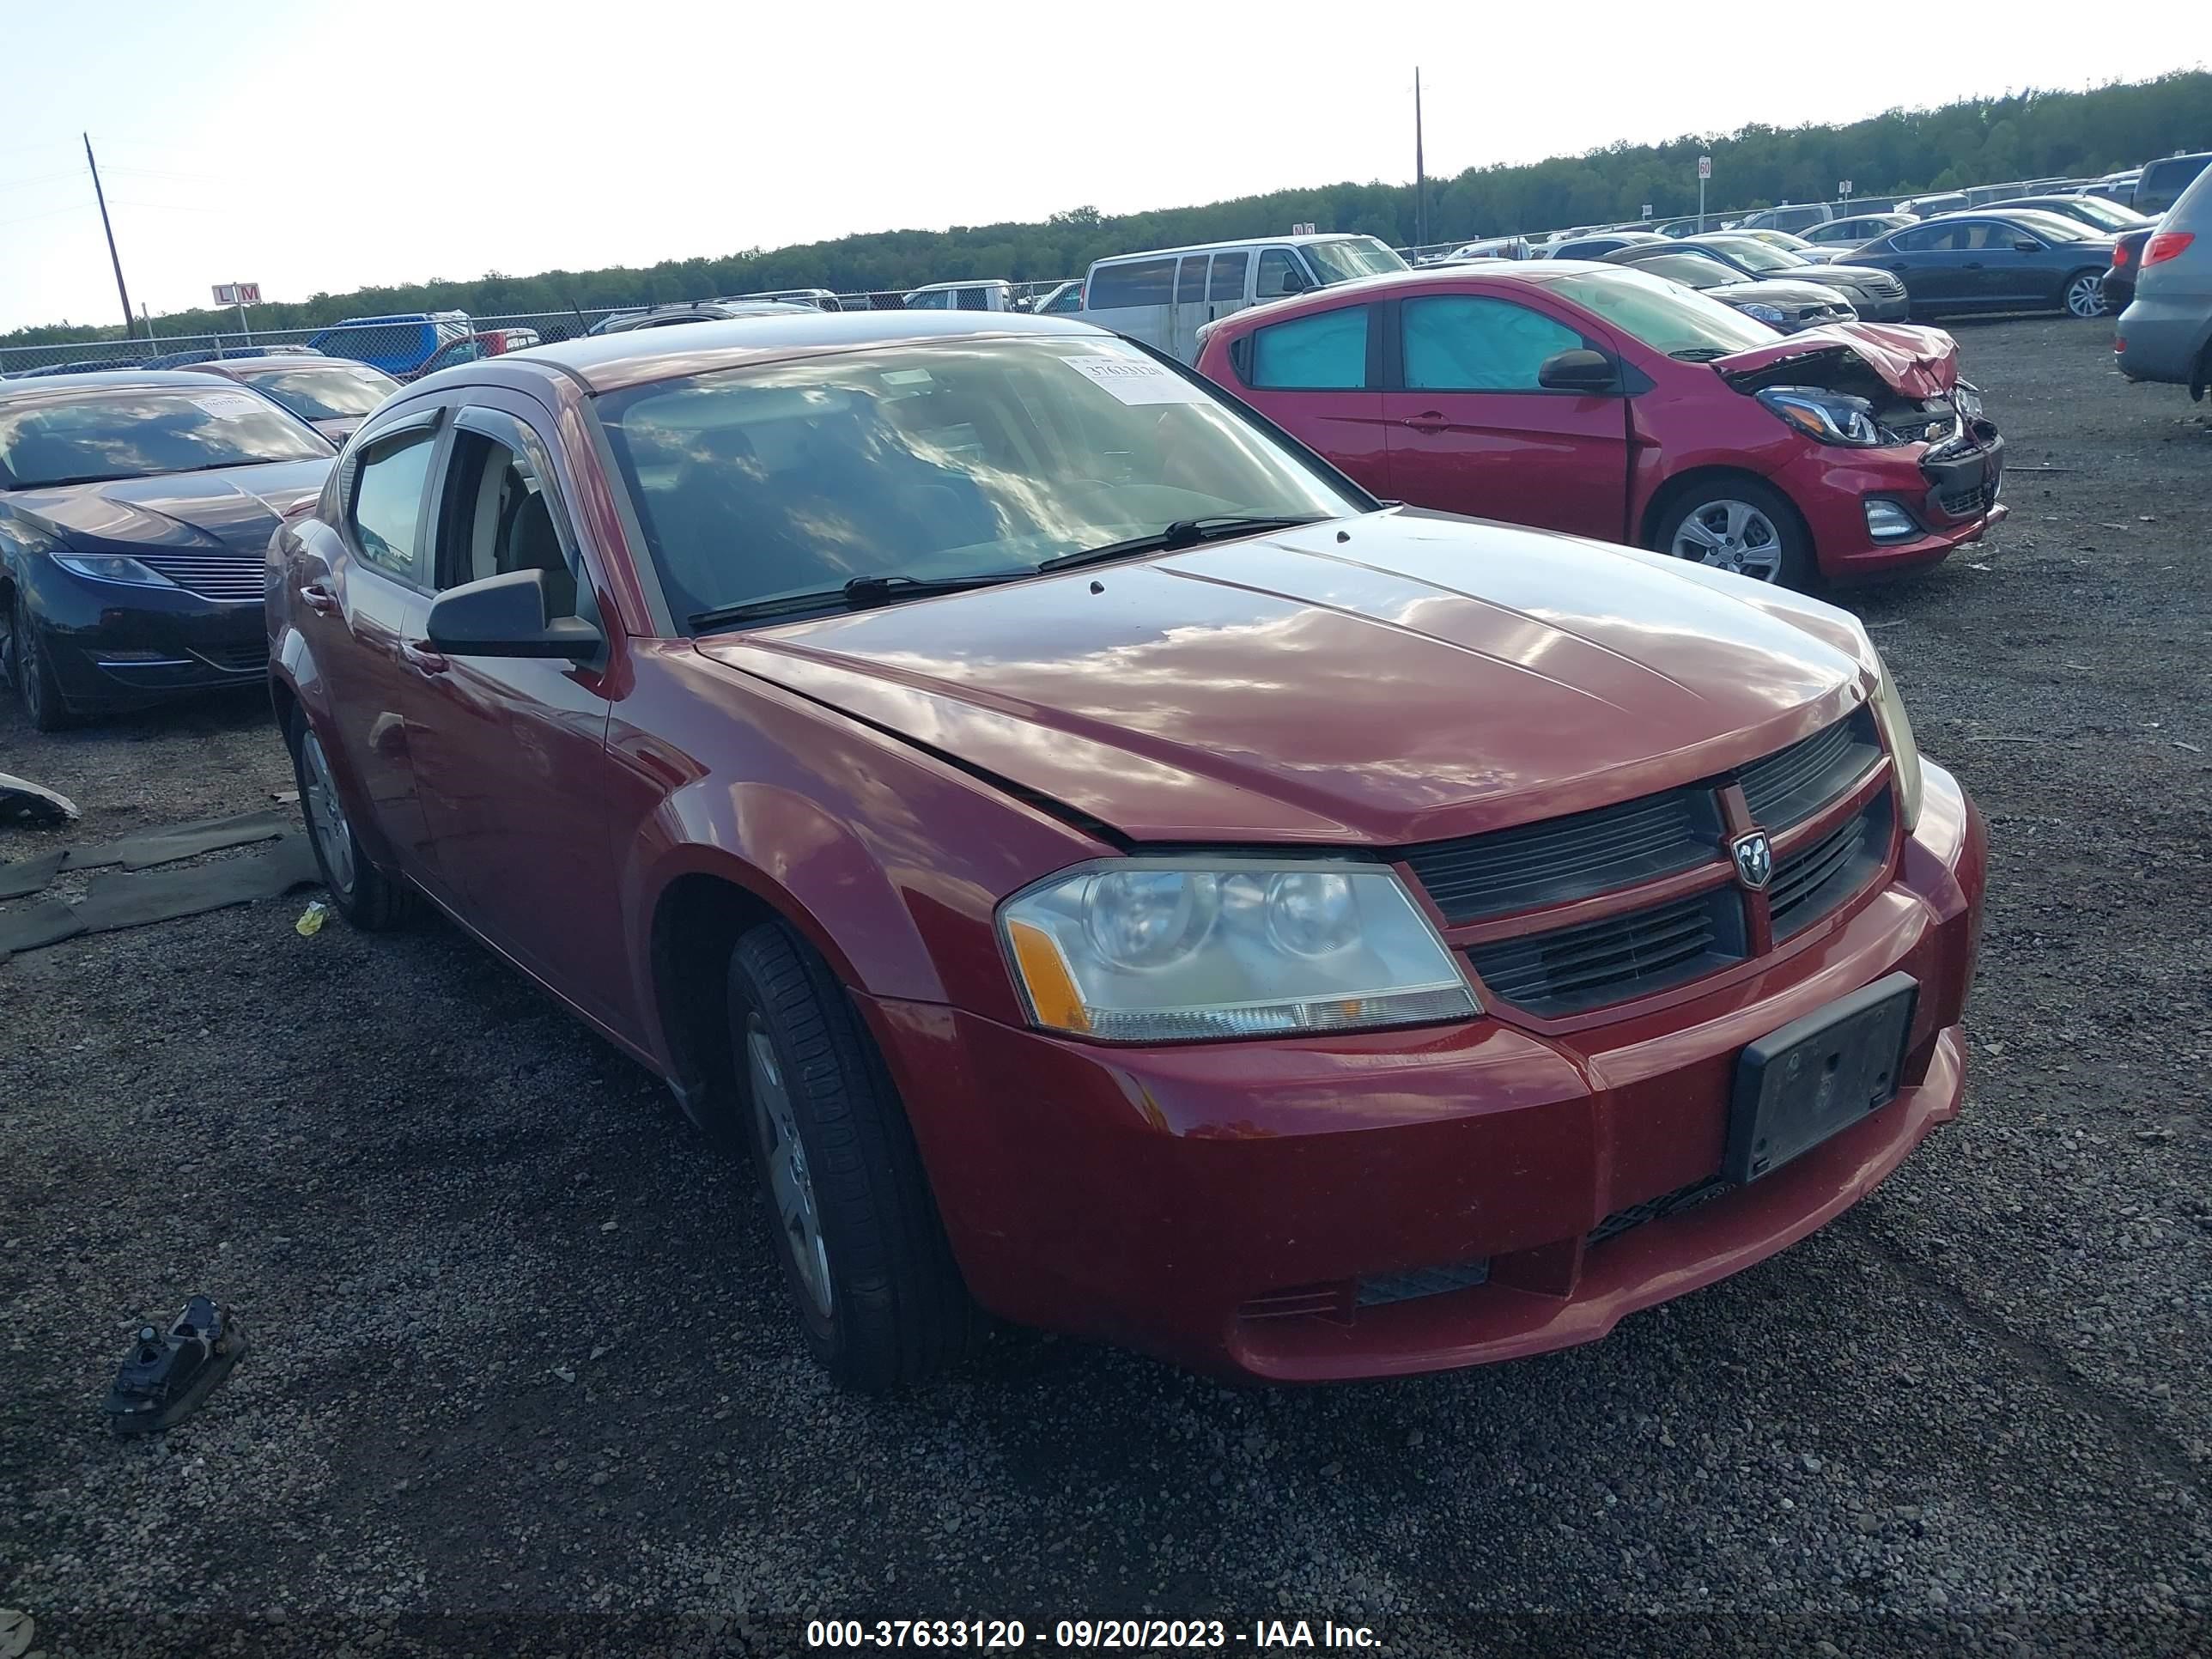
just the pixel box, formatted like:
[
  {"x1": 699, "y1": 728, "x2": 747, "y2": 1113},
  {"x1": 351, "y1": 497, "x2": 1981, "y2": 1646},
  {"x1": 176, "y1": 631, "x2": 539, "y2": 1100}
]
[{"x1": 0, "y1": 289, "x2": 1990, "y2": 1395}]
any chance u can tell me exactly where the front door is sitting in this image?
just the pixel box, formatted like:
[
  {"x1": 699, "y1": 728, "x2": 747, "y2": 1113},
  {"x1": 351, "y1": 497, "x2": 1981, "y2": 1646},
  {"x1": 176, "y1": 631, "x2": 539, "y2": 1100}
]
[
  {"x1": 1379, "y1": 293, "x2": 1630, "y2": 542},
  {"x1": 401, "y1": 395, "x2": 629, "y2": 1031},
  {"x1": 308, "y1": 413, "x2": 448, "y2": 890}
]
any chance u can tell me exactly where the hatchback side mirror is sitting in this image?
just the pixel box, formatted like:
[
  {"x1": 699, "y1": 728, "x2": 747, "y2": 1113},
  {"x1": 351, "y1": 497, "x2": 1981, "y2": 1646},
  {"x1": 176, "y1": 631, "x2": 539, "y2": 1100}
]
[
  {"x1": 1537, "y1": 348, "x2": 1620, "y2": 393},
  {"x1": 426, "y1": 568, "x2": 602, "y2": 660}
]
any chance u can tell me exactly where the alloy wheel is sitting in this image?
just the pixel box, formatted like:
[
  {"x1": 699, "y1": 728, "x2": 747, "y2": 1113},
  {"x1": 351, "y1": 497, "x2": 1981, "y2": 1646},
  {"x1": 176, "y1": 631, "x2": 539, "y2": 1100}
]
[
  {"x1": 9, "y1": 591, "x2": 50, "y2": 726},
  {"x1": 1668, "y1": 499, "x2": 1785, "y2": 582},
  {"x1": 747, "y1": 1013, "x2": 834, "y2": 1318},
  {"x1": 297, "y1": 726, "x2": 358, "y2": 896},
  {"x1": 2066, "y1": 275, "x2": 2108, "y2": 319}
]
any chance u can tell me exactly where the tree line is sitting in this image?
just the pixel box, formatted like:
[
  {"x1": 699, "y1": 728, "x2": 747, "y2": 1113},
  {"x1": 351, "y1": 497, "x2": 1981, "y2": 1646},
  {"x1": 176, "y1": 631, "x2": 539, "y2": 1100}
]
[{"x1": 9, "y1": 70, "x2": 2207, "y2": 349}]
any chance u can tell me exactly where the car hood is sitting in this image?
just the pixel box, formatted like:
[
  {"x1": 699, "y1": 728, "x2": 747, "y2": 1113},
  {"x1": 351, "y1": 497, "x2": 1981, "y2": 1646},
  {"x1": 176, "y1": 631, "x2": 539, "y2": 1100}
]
[
  {"x1": 1712, "y1": 278, "x2": 1857, "y2": 307},
  {"x1": 4, "y1": 459, "x2": 331, "y2": 556},
  {"x1": 698, "y1": 512, "x2": 1875, "y2": 846},
  {"x1": 1805, "y1": 263, "x2": 1897, "y2": 286},
  {"x1": 1711, "y1": 322, "x2": 1960, "y2": 398},
  {"x1": 311, "y1": 416, "x2": 364, "y2": 444}
]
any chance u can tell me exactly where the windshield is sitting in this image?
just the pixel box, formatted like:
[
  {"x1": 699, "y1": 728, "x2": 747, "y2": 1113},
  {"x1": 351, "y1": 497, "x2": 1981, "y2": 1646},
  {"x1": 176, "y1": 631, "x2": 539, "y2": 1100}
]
[
  {"x1": 1625, "y1": 253, "x2": 1729, "y2": 289},
  {"x1": 1699, "y1": 237, "x2": 1803, "y2": 274},
  {"x1": 1304, "y1": 237, "x2": 1410, "y2": 285},
  {"x1": 597, "y1": 336, "x2": 1366, "y2": 629},
  {"x1": 234, "y1": 363, "x2": 399, "y2": 421},
  {"x1": 2001, "y1": 210, "x2": 2097, "y2": 243},
  {"x1": 0, "y1": 386, "x2": 331, "y2": 489},
  {"x1": 1551, "y1": 269, "x2": 1779, "y2": 357}
]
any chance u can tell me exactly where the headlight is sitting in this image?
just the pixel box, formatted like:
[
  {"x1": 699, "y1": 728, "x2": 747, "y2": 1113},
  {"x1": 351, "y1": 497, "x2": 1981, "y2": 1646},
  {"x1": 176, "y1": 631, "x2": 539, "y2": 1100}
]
[
  {"x1": 1756, "y1": 386, "x2": 1888, "y2": 447},
  {"x1": 1000, "y1": 857, "x2": 1478, "y2": 1042},
  {"x1": 1741, "y1": 302, "x2": 1789, "y2": 326},
  {"x1": 1870, "y1": 653, "x2": 1923, "y2": 832},
  {"x1": 1954, "y1": 381, "x2": 1984, "y2": 422},
  {"x1": 50, "y1": 552, "x2": 178, "y2": 587}
]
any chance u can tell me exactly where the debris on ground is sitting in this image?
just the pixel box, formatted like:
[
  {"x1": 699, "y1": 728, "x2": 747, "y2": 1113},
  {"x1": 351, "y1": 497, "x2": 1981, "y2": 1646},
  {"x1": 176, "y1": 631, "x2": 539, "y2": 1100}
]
[
  {"x1": 295, "y1": 900, "x2": 330, "y2": 937},
  {"x1": 0, "y1": 773, "x2": 79, "y2": 828},
  {"x1": 105, "y1": 1295, "x2": 248, "y2": 1437}
]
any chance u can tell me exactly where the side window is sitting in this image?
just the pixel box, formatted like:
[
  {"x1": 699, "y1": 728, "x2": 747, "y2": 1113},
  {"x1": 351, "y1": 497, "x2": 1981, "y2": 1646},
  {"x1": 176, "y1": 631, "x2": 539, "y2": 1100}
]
[
  {"x1": 434, "y1": 418, "x2": 590, "y2": 624},
  {"x1": 1044, "y1": 284, "x2": 1083, "y2": 313},
  {"x1": 1890, "y1": 223, "x2": 1957, "y2": 252},
  {"x1": 1087, "y1": 258, "x2": 1175, "y2": 309},
  {"x1": 956, "y1": 288, "x2": 990, "y2": 311},
  {"x1": 1401, "y1": 295, "x2": 1584, "y2": 392},
  {"x1": 1255, "y1": 248, "x2": 1303, "y2": 299},
  {"x1": 349, "y1": 430, "x2": 438, "y2": 580},
  {"x1": 1175, "y1": 256, "x2": 1209, "y2": 305},
  {"x1": 1208, "y1": 250, "x2": 1250, "y2": 302},
  {"x1": 1249, "y1": 306, "x2": 1371, "y2": 390}
]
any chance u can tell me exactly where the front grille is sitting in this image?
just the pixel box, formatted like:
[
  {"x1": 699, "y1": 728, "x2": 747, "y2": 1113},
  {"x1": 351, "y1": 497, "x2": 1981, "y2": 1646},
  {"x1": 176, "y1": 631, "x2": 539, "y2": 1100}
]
[
  {"x1": 1736, "y1": 708, "x2": 1880, "y2": 828},
  {"x1": 1771, "y1": 794, "x2": 1892, "y2": 938},
  {"x1": 1355, "y1": 1258, "x2": 1491, "y2": 1307},
  {"x1": 132, "y1": 552, "x2": 263, "y2": 605},
  {"x1": 192, "y1": 641, "x2": 269, "y2": 674},
  {"x1": 1400, "y1": 787, "x2": 1719, "y2": 925},
  {"x1": 1589, "y1": 1176, "x2": 1731, "y2": 1246},
  {"x1": 1470, "y1": 886, "x2": 1744, "y2": 1016}
]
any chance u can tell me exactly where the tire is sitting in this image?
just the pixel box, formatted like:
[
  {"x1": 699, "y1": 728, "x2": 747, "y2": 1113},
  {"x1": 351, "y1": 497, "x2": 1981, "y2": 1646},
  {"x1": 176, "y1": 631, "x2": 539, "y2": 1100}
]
[
  {"x1": 2063, "y1": 270, "x2": 2108, "y2": 319},
  {"x1": 7, "y1": 583, "x2": 82, "y2": 732},
  {"x1": 288, "y1": 706, "x2": 409, "y2": 930},
  {"x1": 1651, "y1": 477, "x2": 1818, "y2": 591},
  {"x1": 726, "y1": 920, "x2": 975, "y2": 1392}
]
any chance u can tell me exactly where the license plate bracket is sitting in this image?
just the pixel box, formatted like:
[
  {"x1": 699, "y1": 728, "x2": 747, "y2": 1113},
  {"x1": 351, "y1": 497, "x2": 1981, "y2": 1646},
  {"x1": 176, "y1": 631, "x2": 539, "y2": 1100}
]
[{"x1": 1724, "y1": 972, "x2": 1918, "y2": 1185}]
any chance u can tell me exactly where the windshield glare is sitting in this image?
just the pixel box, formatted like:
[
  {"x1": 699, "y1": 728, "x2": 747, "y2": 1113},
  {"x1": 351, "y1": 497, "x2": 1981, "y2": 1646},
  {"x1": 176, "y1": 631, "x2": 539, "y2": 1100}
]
[
  {"x1": 597, "y1": 337, "x2": 1365, "y2": 628},
  {"x1": 0, "y1": 388, "x2": 331, "y2": 489},
  {"x1": 1553, "y1": 269, "x2": 1780, "y2": 356},
  {"x1": 1704, "y1": 238, "x2": 1802, "y2": 273},
  {"x1": 1304, "y1": 238, "x2": 1411, "y2": 285},
  {"x1": 1627, "y1": 254, "x2": 1728, "y2": 289},
  {"x1": 235, "y1": 364, "x2": 399, "y2": 421},
  {"x1": 2001, "y1": 211, "x2": 2094, "y2": 243}
]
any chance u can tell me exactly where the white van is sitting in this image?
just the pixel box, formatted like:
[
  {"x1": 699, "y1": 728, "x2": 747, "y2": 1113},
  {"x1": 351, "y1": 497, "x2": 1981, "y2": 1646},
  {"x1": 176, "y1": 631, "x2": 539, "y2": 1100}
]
[
  {"x1": 902, "y1": 279, "x2": 1021, "y2": 312},
  {"x1": 1075, "y1": 234, "x2": 1407, "y2": 362}
]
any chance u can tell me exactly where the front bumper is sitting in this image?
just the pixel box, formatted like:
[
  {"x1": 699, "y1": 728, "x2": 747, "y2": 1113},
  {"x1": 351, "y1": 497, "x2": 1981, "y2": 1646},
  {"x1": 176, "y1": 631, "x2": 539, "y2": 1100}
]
[
  {"x1": 18, "y1": 555, "x2": 268, "y2": 714},
  {"x1": 1838, "y1": 289, "x2": 1911, "y2": 322},
  {"x1": 872, "y1": 765, "x2": 1987, "y2": 1382},
  {"x1": 1770, "y1": 427, "x2": 2007, "y2": 580}
]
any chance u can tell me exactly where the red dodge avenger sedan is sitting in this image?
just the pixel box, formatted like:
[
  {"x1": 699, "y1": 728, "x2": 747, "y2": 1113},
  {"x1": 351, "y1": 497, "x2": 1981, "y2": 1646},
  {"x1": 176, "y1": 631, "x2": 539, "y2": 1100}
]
[
  {"x1": 1194, "y1": 262, "x2": 2008, "y2": 589},
  {"x1": 270, "y1": 311, "x2": 1985, "y2": 1390}
]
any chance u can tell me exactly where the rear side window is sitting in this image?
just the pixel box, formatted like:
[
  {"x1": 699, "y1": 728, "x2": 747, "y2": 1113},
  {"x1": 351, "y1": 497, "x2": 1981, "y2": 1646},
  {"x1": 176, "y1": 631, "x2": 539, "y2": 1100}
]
[
  {"x1": 349, "y1": 430, "x2": 438, "y2": 581},
  {"x1": 956, "y1": 288, "x2": 990, "y2": 311},
  {"x1": 1889, "y1": 223, "x2": 1958, "y2": 252},
  {"x1": 1401, "y1": 296, "x2": 1583, "y2": 392},
  {"x1": 2137, "y1": 155, "x2": 2210, "y2": 215},
  {"x1": 1249, "y1": 307, "x2": 1370, "y2": 390},
  {"x1": 1088, "y1": 258, "x2": 1175, "y2": 309},
  {"x1": 1208, "y1": 251, "x2": 1249, "y2": 302}
]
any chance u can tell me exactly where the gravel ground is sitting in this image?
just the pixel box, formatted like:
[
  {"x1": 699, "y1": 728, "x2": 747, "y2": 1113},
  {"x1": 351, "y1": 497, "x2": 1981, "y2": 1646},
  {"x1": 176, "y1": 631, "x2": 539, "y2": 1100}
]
[{"x1": 3, "y1": 318, "x2": 2209, "y2": 1658}]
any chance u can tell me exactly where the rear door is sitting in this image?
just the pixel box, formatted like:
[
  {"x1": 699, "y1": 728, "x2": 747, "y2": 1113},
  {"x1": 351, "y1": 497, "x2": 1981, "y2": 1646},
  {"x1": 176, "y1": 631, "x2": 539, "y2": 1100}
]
[
  {"x1": 402, "y1": 393, "x2": 629, "y2": 1030},
  {"x1": 1231, "y1": 301, "x2": 1389, "y2": 496},
  {"x1": 1378, "y1": 291, "x2": 1629, "y2": 542},
  {"x1": 1868, "y1": 222, "x2": 1969, "y2": 310}
]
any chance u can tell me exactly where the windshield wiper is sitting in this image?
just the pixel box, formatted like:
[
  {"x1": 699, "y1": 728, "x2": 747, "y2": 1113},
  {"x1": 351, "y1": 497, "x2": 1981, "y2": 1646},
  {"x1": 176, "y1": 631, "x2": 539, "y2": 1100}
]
[
  {"x1": 1036, "y1": 514, "x2": 1328, "y2": 574},
  {"x1": 689, "y1": 570, "x2": 1032, "y2": 633}
]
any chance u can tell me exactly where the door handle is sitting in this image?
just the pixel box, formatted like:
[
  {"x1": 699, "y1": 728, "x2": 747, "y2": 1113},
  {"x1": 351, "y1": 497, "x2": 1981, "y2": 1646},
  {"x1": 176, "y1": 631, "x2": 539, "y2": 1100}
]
[
  {"x1": 1403, "y1": 411, "x2": 1451, "y2": 434},
  {"x1": 1963, "y1": 261, "x2": 1984, "y2": 270},
  {"x1": 398, "y1": 640, "x2": 449, "y2": 675},
  {"x1": 297, "y1": 581, "x2": 338, "y2": 615}
]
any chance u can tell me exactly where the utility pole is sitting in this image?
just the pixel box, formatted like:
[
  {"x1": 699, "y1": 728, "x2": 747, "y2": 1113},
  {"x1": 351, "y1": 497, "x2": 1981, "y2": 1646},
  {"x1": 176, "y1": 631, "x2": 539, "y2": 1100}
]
[
  {"x1": 84, "y1": 133, "x2": 135, "y2": 339},
  {"x1": 1413, "y1": 68, "x2": 1428, "y2": 250}
]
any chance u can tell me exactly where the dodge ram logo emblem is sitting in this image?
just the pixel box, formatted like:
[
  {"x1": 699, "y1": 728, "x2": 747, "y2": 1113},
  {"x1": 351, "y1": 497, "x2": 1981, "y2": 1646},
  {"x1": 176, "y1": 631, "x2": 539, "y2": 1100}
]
[{"x1": 1730, "y1": 830, "x2": 1774, "y2": 890}]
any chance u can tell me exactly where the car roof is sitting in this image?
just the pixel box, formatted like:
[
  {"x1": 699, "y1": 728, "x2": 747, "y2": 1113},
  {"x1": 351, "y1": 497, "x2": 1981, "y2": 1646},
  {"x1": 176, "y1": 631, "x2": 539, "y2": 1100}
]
[
  {"x1": 492, "y1": 309, "x2": 1113, "y2": 394},
  {"x1": 1094, "y1": 232, "x2": 1383, "y2": 263},
  {"x1": 0, "y1": 367, "x2": 262, "y2": 404}
]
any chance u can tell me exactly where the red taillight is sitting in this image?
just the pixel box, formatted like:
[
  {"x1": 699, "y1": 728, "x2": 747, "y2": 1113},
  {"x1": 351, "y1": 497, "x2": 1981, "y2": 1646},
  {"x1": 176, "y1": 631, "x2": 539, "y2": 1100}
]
[
  {"x1": 2112, "y1": 242, "x2": 2134, "y2": 268},
  {"x1": 2144, "y1": 231, "x2": 2197, "y2": 268}
]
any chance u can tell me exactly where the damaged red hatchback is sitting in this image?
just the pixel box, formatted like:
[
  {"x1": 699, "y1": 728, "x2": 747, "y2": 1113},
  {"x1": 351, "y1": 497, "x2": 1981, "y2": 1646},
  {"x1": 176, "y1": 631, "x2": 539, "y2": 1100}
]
[
  {"x1": 269, "y1": 312, "x2": 1985, "y2": 1390},
  {"x1": 1194, "y1": 262, "x2": 2007, "y2": 589}
]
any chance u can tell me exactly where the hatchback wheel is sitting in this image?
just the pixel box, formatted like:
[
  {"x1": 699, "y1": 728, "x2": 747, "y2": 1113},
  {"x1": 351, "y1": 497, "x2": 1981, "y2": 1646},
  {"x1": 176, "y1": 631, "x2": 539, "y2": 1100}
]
[
  {"x1": 2064, "y1": 270, "x2": 2108, "y2": 319},
  {"x1": 726, "y1": 920, "x2": 975, "y2": 1393},
  {"x1": 288, "y1": 708, "x2": 408, "y2": 929},
  {"x1": 7, "y1": 586, "x2": 81, "y2": 732},
  {"x1": 1653, "y1": 479, "x2": 1815, "y2": 589}
]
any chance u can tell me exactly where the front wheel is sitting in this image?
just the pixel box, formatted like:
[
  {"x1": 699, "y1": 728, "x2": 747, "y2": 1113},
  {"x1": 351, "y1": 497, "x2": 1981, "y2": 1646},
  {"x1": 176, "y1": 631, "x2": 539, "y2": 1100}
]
[
  {"x1": 8, "y1": 585, "x2": 81, "y2": 732},
  {"x1": 2064, "y1": 270, "x2": 2109, "y2": 319},
  {"x1": 289, "y1": 708, "x2": 408, "y2": 930},
  {"x1": 726, "y1": 920, "x2": 975, "y2": 1393},
  {"x1": 1651, "y1": 478, "x2": 1816, "y2": 590}
]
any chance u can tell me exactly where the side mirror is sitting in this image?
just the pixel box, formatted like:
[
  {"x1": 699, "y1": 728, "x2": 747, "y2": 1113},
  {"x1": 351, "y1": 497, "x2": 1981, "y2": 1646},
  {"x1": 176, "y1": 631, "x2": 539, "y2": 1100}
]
[
  {"x1": 2013, "y1": 238, "x2": 2040, "y2": 252},
  {"x1": 1537, "y1": 348, "x2": 1620, "y2": 394},
  {"x1": 1279, "y1": 268, "x2": 1311, "y2": 295},
  {"x1": 425, "y1": 568, "x2": 601, "y2": 660}
]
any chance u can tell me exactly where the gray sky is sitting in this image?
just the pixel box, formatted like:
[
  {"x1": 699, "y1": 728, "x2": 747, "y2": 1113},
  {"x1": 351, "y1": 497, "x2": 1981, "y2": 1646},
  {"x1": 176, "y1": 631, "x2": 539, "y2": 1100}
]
[{"x1": 1, "y1": 0, "x2": 2203, "y2": 332}]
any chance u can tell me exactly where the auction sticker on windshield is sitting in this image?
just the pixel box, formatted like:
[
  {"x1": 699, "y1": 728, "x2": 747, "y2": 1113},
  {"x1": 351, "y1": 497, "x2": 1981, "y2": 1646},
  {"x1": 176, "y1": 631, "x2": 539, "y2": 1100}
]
[
  {"x1": 1064, "y1": 356, "x2": 1209, "y2": 405},
  {"x1": 190, "y1": 392, "x2": 267, "y2": 421}
]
